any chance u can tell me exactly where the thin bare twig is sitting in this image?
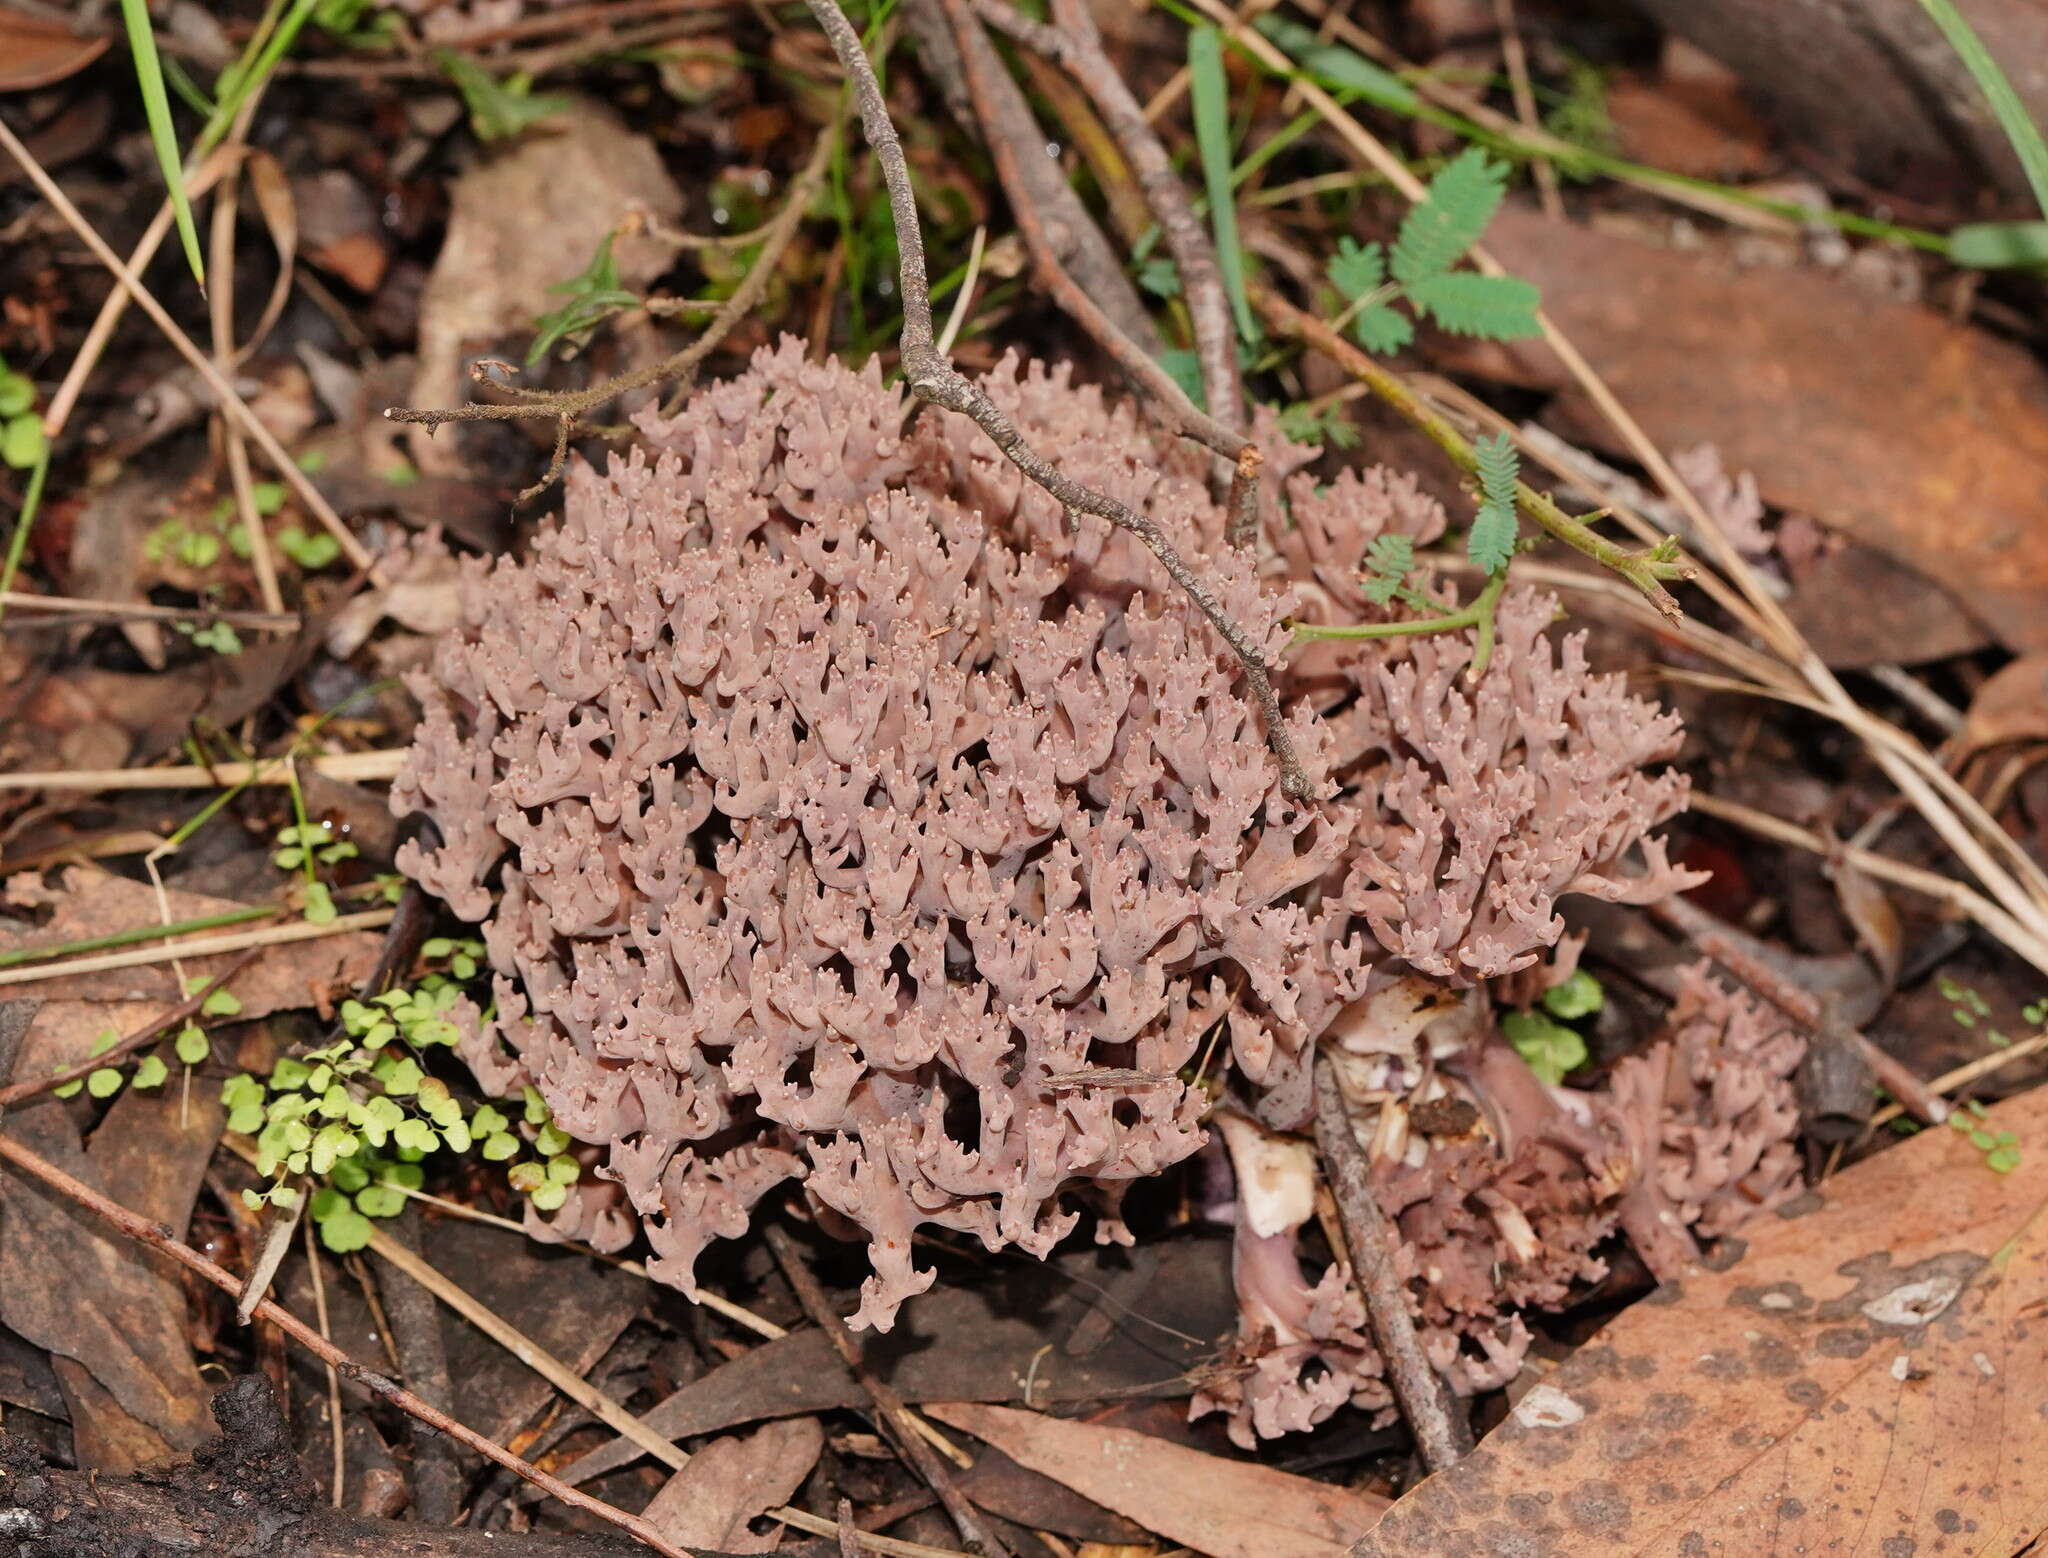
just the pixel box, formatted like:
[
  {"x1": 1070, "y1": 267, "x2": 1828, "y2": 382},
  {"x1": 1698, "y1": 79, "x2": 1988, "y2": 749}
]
[
  {"x1": 0, "y1": 947, "x2": 261, "y2": 1111},
  {"x1": 385, "y1": 110, "x2": 842, "y2": 456},
  {"x1": 1311, "y1": 1054, "x2": 1472, "y2": 1472},
  {"x1": 802, "y1": 0, "x2": 1311, "y2": 797},
  {"x1": 303, "y1": 1216, "x2": 348, "y2": 1509},
  {"x1": 766, "y1": 1224, "x2": 1010, "y2": 1558},
  {"x1": 0, "y1": 1129, "x2": 703, "y2": 1558},
  {"x1": 938, "y1": 0, "x2": 1253, "y2": 491},
  {"x1": 0, "y1": 749, "x2": 406, "y2": 792},
  {"x1": 976, "y1": 0, "x2": 1244, "y2": 437}
]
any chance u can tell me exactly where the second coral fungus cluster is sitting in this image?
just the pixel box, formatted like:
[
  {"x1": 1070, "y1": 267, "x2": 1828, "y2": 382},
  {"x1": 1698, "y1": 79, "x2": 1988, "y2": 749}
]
[{"x1": 394, "y1": 339, "x2": 1775, "y2": 1437}]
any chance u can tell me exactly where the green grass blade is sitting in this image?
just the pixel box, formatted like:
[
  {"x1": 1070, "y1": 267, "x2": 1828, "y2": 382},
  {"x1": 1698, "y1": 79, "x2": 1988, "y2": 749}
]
[
  {"x1": 1914, "y1": 0, "x2": 2048, "y2": 219},
  {"x1": 0, "y1": 439, "x2": 51, "y2": 631},
  {"x1": 1948, "y1": 219, "x2": 2048, "y2": 268},
  {"x1": 117, "y1": 0, "x2": 206, "y2": 288},
  {"x1": 1189, "y1": 24, "x2": 1258, "y2": 348}
]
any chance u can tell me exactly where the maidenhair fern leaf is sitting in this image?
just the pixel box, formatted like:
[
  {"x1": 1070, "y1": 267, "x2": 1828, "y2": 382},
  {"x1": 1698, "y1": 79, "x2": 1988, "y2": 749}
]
[
  {"x1": 1327, "y1": 236, "x2": 1384, "y2": 302},
  {"x1": 1404, "y1": 271, "x2": 1543, "y2": 339},
  {"x1": 1391, "y1": 148, "x2": 1510, "y2": 287},
  {"x1": 1467, "y1": 431, "x2": 1520, "y2": 574}
]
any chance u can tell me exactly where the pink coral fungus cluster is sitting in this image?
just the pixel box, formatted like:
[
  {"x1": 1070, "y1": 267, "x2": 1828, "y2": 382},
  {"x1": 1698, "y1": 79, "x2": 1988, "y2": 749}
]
[
  {"x1": 1194, "y1": 963, "x2": 1804, "y2": 1446},
  {"x1": 394, "y1": 339, "x2": 1697, "y2": 1338}
]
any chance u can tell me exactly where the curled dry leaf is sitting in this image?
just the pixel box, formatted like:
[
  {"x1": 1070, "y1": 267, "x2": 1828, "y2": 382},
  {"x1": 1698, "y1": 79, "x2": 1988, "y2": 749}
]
[
  {"x1": 1349, "y1": 1093, "x2": 2048, "y2": 1558},
  {"x1": 1959, "y1": 654, "x2": 2048, "y2": 757}
]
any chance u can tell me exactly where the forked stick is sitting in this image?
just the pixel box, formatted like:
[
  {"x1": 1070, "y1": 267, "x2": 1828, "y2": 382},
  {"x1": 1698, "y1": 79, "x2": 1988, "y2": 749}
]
[{"x1": 798, "y1": 0, "x2": 1312, "y2": 799}]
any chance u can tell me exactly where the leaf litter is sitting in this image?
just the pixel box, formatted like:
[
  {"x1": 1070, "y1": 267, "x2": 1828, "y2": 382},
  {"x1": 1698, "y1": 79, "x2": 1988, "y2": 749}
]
[{"x1": 4, "y1": 1, "x2": 2048, "y2": 1555}]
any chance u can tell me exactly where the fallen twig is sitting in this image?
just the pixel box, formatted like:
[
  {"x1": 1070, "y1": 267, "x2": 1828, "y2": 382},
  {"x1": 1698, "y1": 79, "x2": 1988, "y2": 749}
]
[
  {"x1": 975, "y1": 0, "x2": 1244, "y2": 442},
  {"x1": 766, "y1": 1223, "x2": 1007, "y2": 1558},
  {"x1": 1311, "y1": 1054, "x2": 1472, "y2": 1473},
  {"x1": 0, "y1": 946, "x2": 261, "y2": 1111},
  {"x1": 0, "y1": 1129, "x2": 702, "y2": 1558}
]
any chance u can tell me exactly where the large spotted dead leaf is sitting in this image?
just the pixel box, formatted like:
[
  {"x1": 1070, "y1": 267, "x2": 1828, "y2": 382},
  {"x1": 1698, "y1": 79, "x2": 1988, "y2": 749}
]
[{"x1": 1353, "y1": 1094, "x2": 2047, "y2": 1558}]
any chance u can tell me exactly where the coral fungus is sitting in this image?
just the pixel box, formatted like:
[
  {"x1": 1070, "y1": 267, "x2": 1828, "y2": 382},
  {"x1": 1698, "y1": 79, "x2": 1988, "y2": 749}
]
[{"x1": 394, "y1": 338, "x2": 1698, "y2": 1345}]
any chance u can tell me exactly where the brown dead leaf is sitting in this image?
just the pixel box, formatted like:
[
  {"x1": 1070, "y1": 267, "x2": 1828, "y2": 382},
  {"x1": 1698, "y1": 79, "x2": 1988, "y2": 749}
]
[
  {"x1": 1474, "y1": 209, "x2": 2048, "y2": 655},
  {"x1": 927, "y1": 1402, "x2": 1386, "y2": 1558},
  {"x1": 959, "y1": 1446, "x2": 1150, "y2": 1544},
  {"x1": 0, "y1": 6, "x2": 109, "y2": 91},
  {"x1": 436, "y1": 1215, "x2": 646, "y2": 1445},
  {"x1": 1960, "y1": 654, "x2": 2048, "y2": 757},
  {"x1": 40, "y1": 1051, "x2": 228, "y2": 1470},
  {"x1": 0, "y1": 865, "x2": 382, "y2": 1011},
  {"x1": 1784, "y1": 539, "x2": 1991, "y2": 670},
  {"x1": 642, "y1": 1417, "x2": 824, "y2": 1551},
  {"x1": 407, "y1": 97, "x2": 683, "y2": 473},
  {"x1": 0, "y1": 1103, "x2": 214, "y2": 1463},
  {"x1": 1350, "y1": 1092, "x2": 2048, "y2": 1557},
  {"x1": 1605, "y1": 69, "x2": 1771, "y2": 181}
]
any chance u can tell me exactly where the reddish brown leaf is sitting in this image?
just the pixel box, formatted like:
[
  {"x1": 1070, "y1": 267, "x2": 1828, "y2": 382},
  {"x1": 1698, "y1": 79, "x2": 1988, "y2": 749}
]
[
  {"x1": 0, "y1": 7, "x2": 108, "y2": 92},
  {"x1": 1350, "y1": 1094, "x2": 2048, "y2": 1557},
  {"x1": 926, "y1": 1401, "x2": 1386, "y2": 1558},
  {"x1": 1475, "y1": 209, "x2": 2048, "y2": 655}
]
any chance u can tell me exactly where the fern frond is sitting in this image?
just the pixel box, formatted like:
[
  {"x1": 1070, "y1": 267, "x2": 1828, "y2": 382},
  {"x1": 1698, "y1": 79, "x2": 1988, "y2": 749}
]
[
  {"x1": 1404, "y1": 272, "x2": 1542, "y2": 339},
  {"x1": 1391, "y1": 148, "x2": 1509, "y2": 286},
  {"x1": 1467, "y1": 431, "x2": 1520, "y2": 573},
  {"x1": 1362, "y1": 533, "x2": 1414, "y2": 604}
]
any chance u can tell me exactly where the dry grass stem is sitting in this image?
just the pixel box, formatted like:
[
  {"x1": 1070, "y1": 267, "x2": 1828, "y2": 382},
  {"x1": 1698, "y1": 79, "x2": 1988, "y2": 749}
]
[
  {"x1": 0, "y1": 117, "x2": 374, "y2": 574},
  {"x1": 0, "y1": 749, "x2": 407, "y2": 792},
  {"x1": 0, "y1": 909, "x2": 395, "y2": 990}
]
